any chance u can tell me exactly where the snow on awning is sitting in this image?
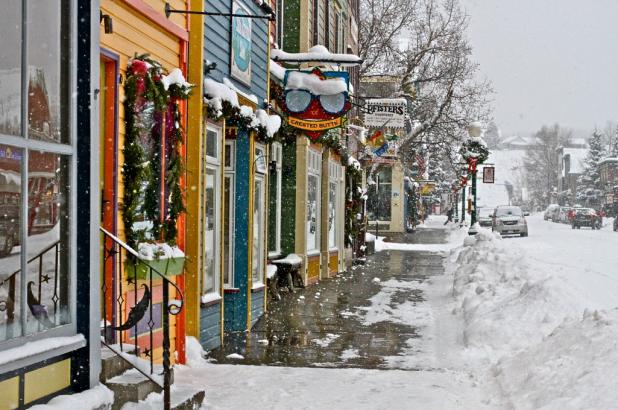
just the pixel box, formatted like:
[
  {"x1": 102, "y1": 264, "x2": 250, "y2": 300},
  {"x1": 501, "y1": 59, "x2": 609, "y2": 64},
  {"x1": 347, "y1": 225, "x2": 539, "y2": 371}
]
[
  {"x1": 286, "y1": 71, "x2": 347, "y2": 95},
  {"x1": 203, "y1": 77, "x2": 281, "y2": 137},
  {"x1": 271, "y1": 45, "x2": 362, "y2": 67},
  {"x1": 269, "y1": 59, "x2": 286, "y2": 82}
]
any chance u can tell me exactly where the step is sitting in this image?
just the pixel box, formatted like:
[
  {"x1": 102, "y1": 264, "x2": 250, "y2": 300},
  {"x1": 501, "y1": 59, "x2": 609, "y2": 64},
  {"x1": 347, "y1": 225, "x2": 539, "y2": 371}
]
[
  {"x1": 100, "y1": 345, "x2": 140, "y2": 382},
  {"x1": 171, "y1": 388, "x2": 206, "y2": 410},
  {"x1": 104, "y1": 369, "x2": 162, "y2": 410}
]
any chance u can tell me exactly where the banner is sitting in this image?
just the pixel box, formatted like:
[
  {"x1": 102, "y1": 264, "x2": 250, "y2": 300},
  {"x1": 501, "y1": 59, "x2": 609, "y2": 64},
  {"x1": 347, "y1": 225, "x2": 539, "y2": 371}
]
[
  {"x1": 364, "y1": 98, "x2": 407, "y2": 128},
  {"x1": 287, "y1": 116, "x2": 343, "y2": 132},
  {"x1": 231, "y1": 1, "x2": 252, "y2": 85}
]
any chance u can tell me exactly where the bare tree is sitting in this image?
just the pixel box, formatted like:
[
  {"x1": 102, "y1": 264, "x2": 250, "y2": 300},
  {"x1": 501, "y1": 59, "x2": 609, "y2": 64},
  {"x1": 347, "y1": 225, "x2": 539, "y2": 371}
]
[
  {"x1": 523, "y1": 124, "x2": 572, "y2": 207},
  {"x1": 359, "y1": 0, "x2": 492, "y2": 171}
]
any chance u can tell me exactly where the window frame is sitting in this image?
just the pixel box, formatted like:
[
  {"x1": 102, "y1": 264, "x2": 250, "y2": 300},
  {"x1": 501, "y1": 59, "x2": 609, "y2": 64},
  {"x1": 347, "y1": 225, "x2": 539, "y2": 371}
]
[
  {"x1": 252, "y1": 143, "x2": 267, "y2": 287},
  {"x1": 223, "y1": 140, "x2": 236, "y2": 288},
  {"x1": 202, "y1": 123, "x2": 222, "y2": 297},
  {"x1": 328, "y1": 160, "x2": 341, "y2": 251},
  {"x1": 0, "y1": 0, "x2": 78, "y2": 353}
]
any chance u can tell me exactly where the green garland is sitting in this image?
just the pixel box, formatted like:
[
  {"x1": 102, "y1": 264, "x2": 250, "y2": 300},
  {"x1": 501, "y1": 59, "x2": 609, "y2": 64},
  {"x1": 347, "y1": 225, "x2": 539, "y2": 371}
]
[{"x1": 122, "y1": 54, "x2": 192, "y2": 248}]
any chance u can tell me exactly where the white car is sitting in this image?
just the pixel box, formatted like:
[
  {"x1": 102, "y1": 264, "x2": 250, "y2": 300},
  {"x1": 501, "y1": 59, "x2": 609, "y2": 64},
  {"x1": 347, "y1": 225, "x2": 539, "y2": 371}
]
[{"x1": 493, "y1": 205, "x2": 528, "y2": 237}]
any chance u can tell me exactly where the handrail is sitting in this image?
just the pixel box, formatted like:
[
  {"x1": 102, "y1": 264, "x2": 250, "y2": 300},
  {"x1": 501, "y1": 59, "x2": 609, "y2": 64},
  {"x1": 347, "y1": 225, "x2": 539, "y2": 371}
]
[
  {"x1": 99, "y1": 227, "x2": 184, "y2": 410},
  {"x1": 98, "y1": 227, "x2": 185, "y2": 305}
]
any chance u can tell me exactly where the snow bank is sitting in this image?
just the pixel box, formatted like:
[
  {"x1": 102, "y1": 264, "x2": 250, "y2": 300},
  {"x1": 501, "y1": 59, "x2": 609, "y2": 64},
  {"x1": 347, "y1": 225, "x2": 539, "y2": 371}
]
[
  {"x1": 29, "y1": 385, "x2": 113, "y2": 410},
  {"x1": 453, "y1": 228, "x2": 582, "y2": 359},
  {"x1": 496, "y1": 309, "x2": 618, "y2": 410},
  {"x1": 450, "y1": 223, "x2": 618, "y2": 408}
]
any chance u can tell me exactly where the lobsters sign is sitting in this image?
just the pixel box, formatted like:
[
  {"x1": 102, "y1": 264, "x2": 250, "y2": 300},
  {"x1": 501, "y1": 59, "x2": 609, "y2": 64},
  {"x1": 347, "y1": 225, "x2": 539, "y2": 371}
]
[
  {"x1": 364, "y1": 98, "x2": 407, "y2": 128},
  {"x1": 282, "y1": 68, "x2": 351, "y2": 141}
]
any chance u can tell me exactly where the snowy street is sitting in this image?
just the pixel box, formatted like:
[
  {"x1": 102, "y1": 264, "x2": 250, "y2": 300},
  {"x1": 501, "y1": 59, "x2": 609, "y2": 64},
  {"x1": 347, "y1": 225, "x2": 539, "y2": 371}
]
[{"x1": 158, "y1": 215, "x2": 618, "y2": 410}]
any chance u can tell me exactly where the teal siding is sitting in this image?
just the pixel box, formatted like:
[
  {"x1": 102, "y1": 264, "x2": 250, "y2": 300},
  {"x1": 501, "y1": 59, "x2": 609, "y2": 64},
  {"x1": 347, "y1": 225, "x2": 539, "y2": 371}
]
[{"x1": 200, "y1": 303, "x2": 222, "y2": 351}]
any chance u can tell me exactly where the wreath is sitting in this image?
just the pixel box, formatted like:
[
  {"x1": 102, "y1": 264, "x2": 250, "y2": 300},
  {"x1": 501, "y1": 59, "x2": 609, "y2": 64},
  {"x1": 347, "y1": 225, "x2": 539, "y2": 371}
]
[
  {"x1": 459, "y1": 138, "x2": 489, "y2": 164},
  {"x1": 122, "y1": 54, "x2": 193, "y2": 248}
]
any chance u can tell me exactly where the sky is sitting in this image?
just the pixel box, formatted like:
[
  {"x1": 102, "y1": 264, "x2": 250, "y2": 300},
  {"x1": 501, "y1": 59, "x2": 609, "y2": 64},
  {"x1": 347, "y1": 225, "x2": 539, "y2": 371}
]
[{"x1": 461, "y1": 0, "x2": 618, "y2": 137}]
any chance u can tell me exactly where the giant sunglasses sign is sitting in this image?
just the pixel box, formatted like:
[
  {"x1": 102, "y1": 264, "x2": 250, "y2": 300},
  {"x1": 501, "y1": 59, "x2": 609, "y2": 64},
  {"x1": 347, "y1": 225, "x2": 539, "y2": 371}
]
[{"x1": 282, "y1": 68, "x2": 351, "y2": 141}]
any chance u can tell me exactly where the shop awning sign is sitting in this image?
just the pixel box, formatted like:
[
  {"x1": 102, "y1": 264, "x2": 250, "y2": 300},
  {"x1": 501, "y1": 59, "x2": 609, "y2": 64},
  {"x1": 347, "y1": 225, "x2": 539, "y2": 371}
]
[
  {"x1": 364, "y1": 98, "x2": 407, "y2": 128},
  {"x1": 287, "y1": 116, "x2": 343, "y2": 132}
]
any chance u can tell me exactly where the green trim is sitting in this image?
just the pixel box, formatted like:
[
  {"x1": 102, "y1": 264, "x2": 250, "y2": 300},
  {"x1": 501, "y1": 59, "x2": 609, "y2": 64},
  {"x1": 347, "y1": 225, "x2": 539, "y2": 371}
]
[
  {"x1": 125, "y1": 256, "x2": 186, "y2": 280},
  {"x1": 282, "y1": 0, "x2": 301, "y2": 52},
  {"x1": 280, "y1": 143, "x2": 297, "y2": 255}
]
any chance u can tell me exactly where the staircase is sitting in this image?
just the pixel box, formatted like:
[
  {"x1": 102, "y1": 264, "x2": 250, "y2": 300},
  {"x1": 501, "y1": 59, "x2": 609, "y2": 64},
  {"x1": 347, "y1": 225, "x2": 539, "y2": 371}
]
[{"x1": 100, "y1": 228, "x2": 205, "y2": 409}]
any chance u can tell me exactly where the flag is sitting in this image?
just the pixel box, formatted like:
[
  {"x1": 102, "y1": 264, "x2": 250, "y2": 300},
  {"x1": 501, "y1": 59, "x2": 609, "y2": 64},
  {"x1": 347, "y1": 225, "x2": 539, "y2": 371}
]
[{"x1": 416, "y1": 153, "x2": 426, "y2": 176}]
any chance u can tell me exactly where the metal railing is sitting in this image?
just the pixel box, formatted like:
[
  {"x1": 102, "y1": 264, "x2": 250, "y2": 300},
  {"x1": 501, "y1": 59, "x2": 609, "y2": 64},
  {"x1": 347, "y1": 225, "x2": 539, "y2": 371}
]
[{"x1": 100, "y1": 227, "x2": 184, "y2": 410}]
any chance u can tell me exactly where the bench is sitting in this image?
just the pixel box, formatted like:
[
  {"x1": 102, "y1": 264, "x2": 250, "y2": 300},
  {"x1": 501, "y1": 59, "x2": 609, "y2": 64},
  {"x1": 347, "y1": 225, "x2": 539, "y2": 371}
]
[{"x1": 269, "y1": 254, "x2": 304, "y2": 300}]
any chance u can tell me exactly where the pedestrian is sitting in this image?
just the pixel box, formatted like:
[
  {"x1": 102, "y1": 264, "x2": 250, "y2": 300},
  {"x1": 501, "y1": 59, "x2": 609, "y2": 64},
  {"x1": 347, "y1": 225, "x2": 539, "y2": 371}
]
[{"x1": 444, "y1": 206, "x2": 453, "y2": 225}]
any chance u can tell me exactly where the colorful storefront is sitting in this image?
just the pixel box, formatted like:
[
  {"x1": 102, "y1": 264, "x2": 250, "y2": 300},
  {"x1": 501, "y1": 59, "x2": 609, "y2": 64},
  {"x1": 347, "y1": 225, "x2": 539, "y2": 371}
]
[
  {"x1": 98, "y1": 0, "x2": 190, "y2": 364},
  {"x1": 195, "y1": 0, "x2": 278, "y2": 349},
  {"x1": 0, "y1": 1, "x2": 99, "y2": 407}
]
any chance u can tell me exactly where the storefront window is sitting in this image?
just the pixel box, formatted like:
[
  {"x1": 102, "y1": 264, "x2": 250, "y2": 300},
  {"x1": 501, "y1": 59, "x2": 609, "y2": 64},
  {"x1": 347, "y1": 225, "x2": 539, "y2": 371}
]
[
  {"x1": 0, "y1": 1, "x2": 74, "y2": 347},
  {"x1": 306, "y1": 149, "x2": 321, "y2": 252},
  {"x1": 223, "y1": 141, "x2": 235, "y2": 287},
  {"x1": 268, "y1": 143, "x2": 282, "y2": 256},
  {"x1": 203, "y1": 125, "x2": 221, "y2": 295},
  {"x1": 367, "y1": 167, "x2": 392, "y2": 221},
  {"x1": 252, "y1": 144, "x2": 266, "y2": 285},
  {"x1": 328, "y1": 181, "x2": 337, "y2": 248},
  {"x1": 0, "y1": 4, "x2": 22, "y2": 137}
]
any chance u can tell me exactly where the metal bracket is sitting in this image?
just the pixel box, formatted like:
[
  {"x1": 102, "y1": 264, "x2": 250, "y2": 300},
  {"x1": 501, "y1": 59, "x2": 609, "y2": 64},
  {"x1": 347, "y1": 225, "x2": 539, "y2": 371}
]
[{"x1": 164, "y1": 2, "x2": 275, "y2": 21}]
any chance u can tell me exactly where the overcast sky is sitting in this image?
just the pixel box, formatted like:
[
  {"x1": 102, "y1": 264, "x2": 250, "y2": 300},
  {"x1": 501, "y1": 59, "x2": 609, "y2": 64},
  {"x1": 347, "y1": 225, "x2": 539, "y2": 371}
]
[{"x1": 461, "y1": 0, "x2": 618, "y2": 137}]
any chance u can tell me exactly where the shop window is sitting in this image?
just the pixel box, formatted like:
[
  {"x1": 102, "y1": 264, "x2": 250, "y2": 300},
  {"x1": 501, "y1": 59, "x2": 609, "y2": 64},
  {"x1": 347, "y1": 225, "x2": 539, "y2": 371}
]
[
  {"x1": 223, "y1": 141, "x2": 235, "y2": 287},
  {"x1": 252, "y1": 144, "x2": 266, "y2": 286},
  {"x1": 367, "y1": 167, "x2": 392, "y2": 221},
  {"x1": 0, "y1": 0, "x2": 74, "y2": 348},
  {"x1": 268, "y1": 143, "x2": 282, "y2": 257},
  {"x1": 306, "y1": 150, "x2": 321, "y2": 253},
  {"x1": 328, "y1": 160, "x2": 341, "y2": 250},
  {"x1": 202, "y1": 125, "x2": 221, "y2": 295}
]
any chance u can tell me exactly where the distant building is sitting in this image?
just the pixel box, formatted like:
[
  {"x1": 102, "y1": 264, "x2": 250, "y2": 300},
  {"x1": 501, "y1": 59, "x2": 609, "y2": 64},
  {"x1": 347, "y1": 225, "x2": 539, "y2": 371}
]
[
  {"x1": 502, "y1": 135, "x2": 534, "y2": 150},
  {"x1": 557, "y1": 147, "x2": 587, "y2": 205}
]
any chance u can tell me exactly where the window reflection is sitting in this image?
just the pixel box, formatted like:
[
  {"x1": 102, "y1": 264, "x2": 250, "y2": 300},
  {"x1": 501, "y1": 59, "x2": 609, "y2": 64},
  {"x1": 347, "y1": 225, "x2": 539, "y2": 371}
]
[
  {"x1": 27, "y1": 0, "x2": 69, "y2": 143},
  {"x1": 0, "y1": 145, "x2": 22, "y2": 341},
  {"x1": 204, "y1": 169, "x2": 216, "y2": 293},
  {"x1": 25, "y1": 152, "x2": 70, "y2": 335},
  {"x1": 307, "y1": 174, "x2": 319, "y2": 251},
  {"x1": 0, "y1": 4, "x2": 22, "y2": 137}
]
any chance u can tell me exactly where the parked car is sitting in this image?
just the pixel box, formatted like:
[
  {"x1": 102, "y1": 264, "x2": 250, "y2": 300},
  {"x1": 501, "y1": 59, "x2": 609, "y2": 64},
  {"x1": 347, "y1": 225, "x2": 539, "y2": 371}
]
[
  {"x1": 477, "y1": 207, "x2": 495, "y2": 228},
  {"x1": 544, "y1": 204, "x2": 559, "y2": 221},
  {"x1": 493, "y1": 205, "x2": 528, "y2": 237},
  {"x1": 552, "y1": 206, "x2": 569, "y2": 223},
  {"x1": 558, "y1": 206, "x2": 573, "y2": 224},
  {"x1": 571, "y1": 208, "x2": 601, "y2": 230}
]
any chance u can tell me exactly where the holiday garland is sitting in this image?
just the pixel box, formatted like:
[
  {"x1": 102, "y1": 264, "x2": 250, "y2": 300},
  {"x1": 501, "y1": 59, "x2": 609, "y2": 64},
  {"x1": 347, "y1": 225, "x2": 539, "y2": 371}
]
[
  {"x1": 122, "y1": 54, "x2": 192, "y2": 248},
  {"x1": 459, "y1": 138, "x2": 489, "y2": 164}
]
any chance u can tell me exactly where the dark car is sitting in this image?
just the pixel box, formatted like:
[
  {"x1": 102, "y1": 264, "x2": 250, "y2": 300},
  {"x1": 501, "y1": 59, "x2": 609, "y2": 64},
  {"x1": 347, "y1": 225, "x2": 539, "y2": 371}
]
[
  {"x1": 571, "y1": 208, "x2": 600, "y2": 230},
  {"x1": 477, "y1": 207, "x2": 495, "y2": 227}
]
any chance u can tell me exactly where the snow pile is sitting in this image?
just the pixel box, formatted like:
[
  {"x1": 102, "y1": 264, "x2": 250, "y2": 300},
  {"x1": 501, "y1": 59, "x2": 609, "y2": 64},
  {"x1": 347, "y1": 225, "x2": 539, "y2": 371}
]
[
  {"x1": 137, "y1": 242, "x2": 184, "y2": 260},
  {"x1": 0, "y1": 334, "x2": 85, "y2": 367},
  {"x1": 347, "y1": 155, "x2": 361, "y2": 170},
  {"x1": 29, "y1": 385, "x2": 113, "y2": 410},
  {"x1": 271, "y1": 45, "x2": 362, "y2": 66},
  {"x1": 269, "y1": 59, "x2": 286, "y2": 81},
  {"x1": 453, "y1": 228, "x2": 581, "y2": 359},
  {"x1": 203, "y1": 77, "x2": 239, "y2": 113},
  {"x1": 161, "y1": 68, "x2": 192, "y2": 91},
  {"x1": 495, "y1": 309, "x2": 618, "y2": 410}
]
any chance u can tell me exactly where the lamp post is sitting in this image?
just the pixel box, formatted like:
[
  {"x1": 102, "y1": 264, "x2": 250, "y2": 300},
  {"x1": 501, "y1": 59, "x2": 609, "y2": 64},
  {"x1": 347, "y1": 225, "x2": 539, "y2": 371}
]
[
  {"x1": 467, "y1": 122, "x2": 483, "y2": 231},
  {"x1": 460, "y1": 174, "x2": 467, "y2": 226}
]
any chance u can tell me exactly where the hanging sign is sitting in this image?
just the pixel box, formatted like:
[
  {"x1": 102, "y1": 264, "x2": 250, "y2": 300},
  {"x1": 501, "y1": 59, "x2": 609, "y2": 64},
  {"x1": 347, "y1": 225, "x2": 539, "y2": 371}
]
[
  {"x1": 364, "y1": 98, "x2": 407, "y2": 128},
  {"x1": 282, "y1": 68, "x2": 351, "y2": 141},
  {"x1": 231, "y1": 1, "x2": 252, "y2": 85},
  {"x1": 483, "y1": 166, "x2": 495, "y2": 183}
]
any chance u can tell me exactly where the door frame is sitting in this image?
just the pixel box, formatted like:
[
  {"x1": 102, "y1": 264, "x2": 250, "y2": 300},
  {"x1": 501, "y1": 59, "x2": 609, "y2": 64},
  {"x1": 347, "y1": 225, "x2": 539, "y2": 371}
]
[{"x1": 100, "y1": 49, "x2": 119, "y2": 327}]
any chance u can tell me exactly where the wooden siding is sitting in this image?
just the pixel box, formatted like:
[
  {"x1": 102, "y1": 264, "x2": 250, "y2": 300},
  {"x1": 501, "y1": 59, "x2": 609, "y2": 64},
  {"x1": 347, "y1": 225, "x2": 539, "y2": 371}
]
[
  {"x1": 307, "y1": 255, "x2": 320, "y2": 284},
  {"x1": 328, "y1": 253, "x2": 338, "y2": 276},
  {"x1": 203, "y1": 0, "x2": 269, "y2": 103},
  {"x1": 200, "y1": 302, "x2": 222, "y2": 351},
  {"x1": 251, "y1": 289, "x2": 264, "y2": 326}
]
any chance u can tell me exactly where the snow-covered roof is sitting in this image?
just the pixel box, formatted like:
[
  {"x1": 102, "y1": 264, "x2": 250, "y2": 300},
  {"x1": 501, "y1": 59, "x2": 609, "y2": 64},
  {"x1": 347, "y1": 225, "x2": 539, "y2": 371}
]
[
  {"x1": 599, "y1": 157, "x2": 618, "y2": 165},
  {"x1": 271, "y1": 45, "x2": 362, "y2": 67},
  {"x1": 502, "y1": 135, "x2": 532, "y2": 146},
  {"x1": 285, "y1": 71, "x2": 347, "y2": 95},
  {"x1": 562, "y1": 148, "x2": 587, "y2": 174}
]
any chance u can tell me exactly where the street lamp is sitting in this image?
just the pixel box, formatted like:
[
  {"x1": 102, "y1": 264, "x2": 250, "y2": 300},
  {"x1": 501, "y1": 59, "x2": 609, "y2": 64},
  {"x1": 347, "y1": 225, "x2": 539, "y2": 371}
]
[{"x1": 467, "y1": 122, "x2": 483, "y2": 233}]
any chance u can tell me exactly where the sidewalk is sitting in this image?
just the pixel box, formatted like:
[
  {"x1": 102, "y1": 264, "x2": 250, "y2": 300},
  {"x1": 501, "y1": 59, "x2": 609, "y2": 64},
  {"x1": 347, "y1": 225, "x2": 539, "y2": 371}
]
[{"x1": 207, "y1": 227, "x2": 449, "y2": 369}]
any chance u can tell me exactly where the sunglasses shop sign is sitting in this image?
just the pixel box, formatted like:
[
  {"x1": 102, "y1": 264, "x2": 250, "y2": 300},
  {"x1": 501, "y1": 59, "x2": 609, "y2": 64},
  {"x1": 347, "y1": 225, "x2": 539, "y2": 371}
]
[{"x1": 364, "y1": 98, "x2": 407, "y2": 128}]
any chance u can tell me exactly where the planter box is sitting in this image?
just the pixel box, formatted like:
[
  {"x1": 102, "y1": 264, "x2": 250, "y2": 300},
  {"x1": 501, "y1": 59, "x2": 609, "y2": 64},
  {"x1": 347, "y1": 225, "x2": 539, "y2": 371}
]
[{"x1": 125, "y1": 256, "x2": 185, "y2": 280}]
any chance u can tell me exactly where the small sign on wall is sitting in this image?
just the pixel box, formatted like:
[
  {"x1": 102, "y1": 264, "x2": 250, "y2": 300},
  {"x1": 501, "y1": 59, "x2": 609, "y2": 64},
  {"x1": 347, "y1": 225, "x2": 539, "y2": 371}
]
[{"x1": 483, "y1": 166, "x2": 495, "y2": 183}]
